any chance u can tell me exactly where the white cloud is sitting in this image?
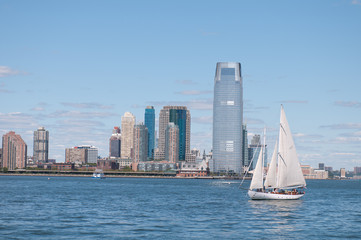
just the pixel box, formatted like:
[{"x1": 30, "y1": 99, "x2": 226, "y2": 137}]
[
  {"x1": 334, "y1": 101, "x2": 361, "y2": 108},
  {"x1": 175, "y1": 90, "x2": 212, "y2": 96},
  {"x1": 330, "y1": 153, "x2": 356, "y2": 156},
  {"x1": 320, "y1": 123, "x2": 361, "y2": 130},
  {"x1": 280, "y1": 100, "x2": 308, "y2": 104},
  {"x1": 149, "y1": 99, "x2": 213, "y2": 111},
  {"x1": 175, "y1": 80, "x2": 197, "y2": 85},
  {"x1": 47, "y1": 110, "x2": 118, "y2": 119},
  {"x1": 0, "y1": 112, "x2": 38, "y2": 129},
  {"x1": 193, "y1": 116, "x2": 212, "y2": 124},
  {"x1": 61, "y1": 102, "x2": 114, "y2": 109},
  {"x1": 31, "y1": 107, "x2": 45, "y2": 111},
  {"x1": 0, "y1": 66, "x2": 21, "y2": 77}
]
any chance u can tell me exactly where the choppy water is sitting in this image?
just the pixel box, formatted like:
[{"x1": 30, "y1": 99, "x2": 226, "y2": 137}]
[{"x1": 0, "y1": 176, "x2": 360, "y2": 239}]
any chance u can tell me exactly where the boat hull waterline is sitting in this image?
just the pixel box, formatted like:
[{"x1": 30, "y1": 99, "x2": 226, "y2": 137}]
[{"x1": 248, "y1": 190, "x2": 304, "y2": 200}]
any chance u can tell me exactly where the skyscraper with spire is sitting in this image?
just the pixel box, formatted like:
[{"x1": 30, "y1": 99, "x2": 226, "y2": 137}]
[{"x1": 212, "y1": 62, "x2": 243, "y2": 174}]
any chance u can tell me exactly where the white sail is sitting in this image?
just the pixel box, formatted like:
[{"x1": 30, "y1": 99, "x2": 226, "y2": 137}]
[
  {"x1": 249, "y1": 147, "x2": 264, "y2": 190},
  {"x1": 264, "y1": 141, "x2": 278, "y2": 188},
  {"x1": 277, "y1": 105, "x2": 306, "y2": 189}
]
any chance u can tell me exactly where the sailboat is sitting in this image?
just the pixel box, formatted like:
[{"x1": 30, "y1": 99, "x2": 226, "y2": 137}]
[{"x1": 248, "y1": 105, "x2": 306, "y2": 200}]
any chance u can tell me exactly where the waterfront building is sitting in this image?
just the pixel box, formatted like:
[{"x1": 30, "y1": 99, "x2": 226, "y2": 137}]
[
  {"x1": 212, "y1": 62, "x2": 243, "y2": 174},
  {"x1": 314, "y1": 170, "x2": 329, "y2": 179},
  {"x1": 325, "y1": 166, "x2": 333, "y2": 172},
  {"x1": 340, "y1": 168, "x2": 346, "y2": 178},
  {"x1": 33, "y1": 127, "x2": 49, "y2": 163},
  {"x1": 121, "y1": 112, "x2": 136, "y2": 159},
  {"x1": 137, "y1": 161, "x2": 177, "y2": 172},
  {"x1": 97, "y1": 159, "x2": 119, "y2": 170},
  {"x1": 51, "y1": 163, "x2": 74, "y2": 170},
  {"x1": 65, "y1": 147, "x2": 87, "y2": 164},
  {"x1": 165, "y1": 122, "x2": 179, "y2": 163},
  {"x1": 354, "y1": 167, "x2": 361, "y2": 175},
  {"x1": 301, "y1": 165, "x2": 312, "y2": 176},
  {"x1": 177, "y1": 160, "x2": 208, "y2": 177},
  {"x1": 145, "y1": 106, "x2": 155, "y2": 160},
  {"x1": 76, "y1": 145, "x2": 98, "y2": 164},
  {"x1": 133, "y1": 123, "x2": 148, "y2": 164},
  {"x1": 109, "y1": 127, "x2": 121, "y2": 158},
  {"x1": 1, "y1": 131, "x2": 27, "y2": 170},
  {"x1": 158, "y1": 106, "x2": 190, "y2": 161},
  {"x1": 185, "y1": 148, "x2": 200, "y2": 163},
  {"x1": 318, "y1": 163, "x2": 325, "y2": 170},
  {"x1": 65, "y1": 145, "x2": 98, "y2": 164}
]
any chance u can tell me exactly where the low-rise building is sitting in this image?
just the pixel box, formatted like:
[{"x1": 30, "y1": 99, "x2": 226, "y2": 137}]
[
  {"x1": 177, "y1": 160, "x2": 208, "y2": 177},
  {"x1": 97, "y1": 159, "x2": 119, "y2": 170},
  {"x1": 137, "y1": 161, "x2": 177, "y2": 172},
  {"x1": 51, "y1": 163, "x2": 74, "y2": 170}
]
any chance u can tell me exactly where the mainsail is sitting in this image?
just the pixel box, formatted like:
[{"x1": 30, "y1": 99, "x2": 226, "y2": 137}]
[{"x1": 277, "y1": 105, "x2": 306, "y2": 189}]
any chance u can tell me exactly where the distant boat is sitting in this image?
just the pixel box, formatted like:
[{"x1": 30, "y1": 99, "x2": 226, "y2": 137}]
[
  {"x1": 247, "y1": 105, "x2": 306, "y2": 200},
  {"x1": 92, "y1": 169, "x2": 105, "y2": 179}
]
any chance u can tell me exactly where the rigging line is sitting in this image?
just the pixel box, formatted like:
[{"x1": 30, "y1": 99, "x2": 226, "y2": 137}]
[
  {"x1": 280, "y1": 123, "x2": 287, "y2": 135},
  {"x1": 238, "y1": 186, "x2": 250, "y2": 190},
  {"x1": 240, "y1": 143, "x2": 260, "y2": 187},
  {"x1": 278, "y1": 153, "x2": 287, "y2": 167}
]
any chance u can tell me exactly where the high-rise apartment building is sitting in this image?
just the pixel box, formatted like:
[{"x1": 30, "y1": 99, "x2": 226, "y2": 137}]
[
  {"x1": 121, "y1": 112, "x2": 136, "y2": 159},
  {"x1": 165, "y1": 122, "x2": 179, "y2": 163},
  {"x1": 33, "y1": 127, "x2": 49, "y2": 163},
  {"x1": 133, "y1": 123, "x2": 148, "y2": 163},
  {"x1": 145, "y1": 106, "x2": 155, "y2": 160},
  {"x1": 212, "y1": 62, "x2": 243, "y2": 174},
  {"x1": 109, "y1": 127, "x2": 121, "y2": 158},
  {"x1": 158, "y1": 106, "x2": 190, "y2": 161},
  {"x1": 1, "y1": 131, "x2": 27, "y2": 170}
]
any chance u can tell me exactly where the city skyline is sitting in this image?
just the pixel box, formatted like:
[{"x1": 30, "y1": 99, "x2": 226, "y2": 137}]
[{"x1": 1, "y1": 1, "x2": 361, "y2": 170}]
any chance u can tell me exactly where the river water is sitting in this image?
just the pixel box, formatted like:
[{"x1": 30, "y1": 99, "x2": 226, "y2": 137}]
[{"x1": 0, "y1": 176, "x2": 360, "y2": 239}]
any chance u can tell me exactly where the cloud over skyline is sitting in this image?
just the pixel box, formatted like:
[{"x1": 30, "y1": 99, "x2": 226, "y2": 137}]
[{"x1": 0, "y1": 66, "x2": 21, "y2": 77}]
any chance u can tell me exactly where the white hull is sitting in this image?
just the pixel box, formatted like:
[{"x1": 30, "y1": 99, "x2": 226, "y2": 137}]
[
  {"x1": 248, "y1": 190, "x2": 304, "y2": 200},
  {"x1": 92, "y1": 173, "x2": 105, "y2": 179}
]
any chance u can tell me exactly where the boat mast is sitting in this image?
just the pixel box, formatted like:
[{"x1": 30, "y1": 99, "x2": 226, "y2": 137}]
[{"x1": 262, "y1": 127, "x2": 266, "y2": 190}]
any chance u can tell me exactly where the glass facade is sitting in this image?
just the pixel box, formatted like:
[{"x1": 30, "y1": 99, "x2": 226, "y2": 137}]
[
  {"x1": 212, "y1": 62, "x2": 243, "y2": 173},
  {"x1": 110, "y1": 138, "x2": 121, "y2": 157},
  {"x1": 145, "y1": 106, "x2": 155, "y2": 160},
  {"x1": 169, "y1": 109, "x2": 187, "y2": 161}
]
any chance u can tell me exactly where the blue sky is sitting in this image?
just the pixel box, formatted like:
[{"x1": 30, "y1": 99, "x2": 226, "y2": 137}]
[{"x1": 1, "y1": 0, "x2": 360, "y2": 170}]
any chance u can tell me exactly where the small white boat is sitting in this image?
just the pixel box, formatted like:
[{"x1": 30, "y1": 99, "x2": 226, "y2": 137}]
[
  {"x1": 92, "y1": 169, "x2": 105, "y2": 179},
  {"x1": 247, "y1": 105, "x2": 306, "y2": 200}
]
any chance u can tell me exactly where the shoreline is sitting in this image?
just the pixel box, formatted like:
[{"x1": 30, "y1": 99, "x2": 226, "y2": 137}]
[{"x1": 0, "y1": 172, "x2": 249, "y2": 180}]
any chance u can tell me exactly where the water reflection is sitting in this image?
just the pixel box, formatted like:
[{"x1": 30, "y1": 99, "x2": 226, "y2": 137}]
[{"x1": 247, "y1": 200, "x2": 304, "y2": 236}]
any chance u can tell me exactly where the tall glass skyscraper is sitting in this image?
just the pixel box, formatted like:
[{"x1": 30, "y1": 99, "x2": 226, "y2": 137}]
[
  {"x1": 212, "y1": 62, "x2": 243, "y2": 174},
  {"x1": 144, "y1": 106, "x2": 155, "y2": 160}
]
